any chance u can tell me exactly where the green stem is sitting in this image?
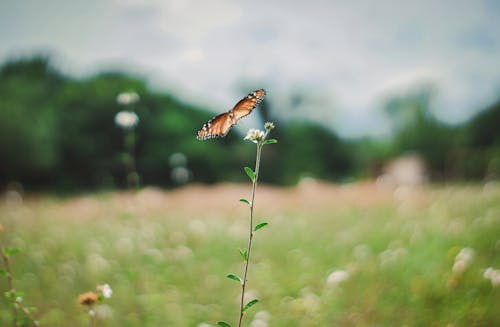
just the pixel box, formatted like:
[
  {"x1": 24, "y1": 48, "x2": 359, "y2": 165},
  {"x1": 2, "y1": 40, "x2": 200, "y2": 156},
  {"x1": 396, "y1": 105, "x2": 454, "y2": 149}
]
[
  {"x1": 238, "y1": 143, "x2": 262, "y2": 327},
  {"x1": 1, "y1": 246, "x2": 18, "y2": 326}
]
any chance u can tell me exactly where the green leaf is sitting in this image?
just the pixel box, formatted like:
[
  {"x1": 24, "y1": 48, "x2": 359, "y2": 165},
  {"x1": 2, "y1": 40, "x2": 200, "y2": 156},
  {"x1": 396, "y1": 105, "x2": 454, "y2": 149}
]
[
  {"x1": 244, "y1": 167, "x2": 255, "y2": 182},
  {"x1": 217, "y1": 321, "x2": 232, "y2": 327},
  {"x1": 239, "y1": 249, "x2": 248, "y2": 261},
  {"x1": 4, "y1": 247, "x2": 21, "y2": 256},
  {"x1": 254, "y1": 222, "x2": 269, "y2": 232},
  {"x1": 0, "y1": 269, "x2": 7, "y2": 277},
  {"x1": 239, "y1": 199, "x2": 250, "y2": 205},
  {"x1": 226, "y1": 274, "x2": 242, "y2": 283},
  {"x1": 263, "y1": 139, "x2": 278, "y2": 145},
  {"x1": 243, "y1": 299, "x2": 259, "y2": 312}
]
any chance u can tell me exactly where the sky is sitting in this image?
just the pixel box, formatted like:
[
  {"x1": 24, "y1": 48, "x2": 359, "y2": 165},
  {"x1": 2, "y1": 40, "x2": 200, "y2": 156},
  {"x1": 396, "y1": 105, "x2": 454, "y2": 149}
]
[{"x1": 1, "y1": 0, "x2": 499, "y2": 137}]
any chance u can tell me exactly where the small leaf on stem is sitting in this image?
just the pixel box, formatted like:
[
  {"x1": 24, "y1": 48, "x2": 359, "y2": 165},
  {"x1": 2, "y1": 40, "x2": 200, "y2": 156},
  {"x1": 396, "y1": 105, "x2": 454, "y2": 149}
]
[
  {"x1": 226, "y1": 274, "x2": 242, "y2": 283},
  {"x1": 4, "y1": 247, "x2": 21, "y2": 256},
  {"x1": 254, "y1": 222, "x2": 269, "y2": 232},
  {"x1": 263, "y1": 139, "x2": 278, "y2": 145},
  {"x1": 244, "y1": 167, "x2": 256, "y2": 182},
  {"x1": 216, "y1": 321, "x2": 232, "y2": 327},
  {"x1": 239, "y1": 249, "x2": 248, "y2": 261},
  {"x1": 243, "y1": 299, "x2": 259, "y2": 312},
  {"x1": 239, "y1": 199, "x2": 250, "y2": 205}
]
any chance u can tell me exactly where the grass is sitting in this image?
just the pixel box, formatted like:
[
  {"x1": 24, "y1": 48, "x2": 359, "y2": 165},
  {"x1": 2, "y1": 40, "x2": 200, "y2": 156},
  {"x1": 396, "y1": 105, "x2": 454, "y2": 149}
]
[{"x1": 0, "y1": 182, "x2": 499, "y2": 326}]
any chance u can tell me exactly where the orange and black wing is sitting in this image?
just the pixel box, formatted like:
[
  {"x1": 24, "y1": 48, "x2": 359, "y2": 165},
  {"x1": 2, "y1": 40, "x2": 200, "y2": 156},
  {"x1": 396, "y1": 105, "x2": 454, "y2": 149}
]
[
  {"x1": 230, "y1": 89, "x2": 266, "y2": 120},
  {"x1": 196, "y1": 89, "x2": 266, "y2": 140},
  {"x1": 196, "y1": 112, "x2": 233, "y2": 140}
]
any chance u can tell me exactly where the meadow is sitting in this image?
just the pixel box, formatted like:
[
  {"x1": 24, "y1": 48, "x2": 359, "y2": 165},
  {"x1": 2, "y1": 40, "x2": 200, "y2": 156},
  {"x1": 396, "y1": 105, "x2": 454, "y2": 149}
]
[{"x1": 1, "y1": 182, "x2": 499, "y2": 326}]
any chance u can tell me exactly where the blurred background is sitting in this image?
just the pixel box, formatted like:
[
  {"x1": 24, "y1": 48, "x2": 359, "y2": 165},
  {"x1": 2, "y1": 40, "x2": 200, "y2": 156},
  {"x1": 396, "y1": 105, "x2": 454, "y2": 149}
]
[{"x1": 1, "y1": 0, "x2": 499, "y2": 192}]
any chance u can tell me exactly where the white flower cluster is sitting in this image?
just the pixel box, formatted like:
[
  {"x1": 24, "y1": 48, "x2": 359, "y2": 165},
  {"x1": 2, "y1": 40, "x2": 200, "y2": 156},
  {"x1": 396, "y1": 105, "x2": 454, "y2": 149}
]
[
  {"x1": 114, "y1": 110, "x2": 139, "y2": 129},
  {"x1": 379, "y1": 247, "x2": 408, "y2": 268},
  {"x1": 97, "y1": 283, "x2": 113, "y2": 298},
  {"x1": 326, "y1": 269, "x2": 350, "y2": 287},
  {"x1": 250, "y1": 310, "x2": 271, "y2": 327},
  {"x1": 116, "y1": 91, "x2": 140, "y2": 106},
  {"x1": 244, "y1": 129, "x2": 265, "y2": 143},
  {"x1": 483, "y1": 267, "x2": 500, "y2": 287},
  {"x1": 452, "y1": 247, "x2": 475, "y2": 274}
]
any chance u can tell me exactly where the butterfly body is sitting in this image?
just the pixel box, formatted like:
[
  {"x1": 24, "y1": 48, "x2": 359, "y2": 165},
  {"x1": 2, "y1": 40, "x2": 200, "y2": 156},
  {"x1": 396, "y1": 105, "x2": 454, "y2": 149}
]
[{"x1": 197, "y1": 89, "x2": 266, "y2": 140}]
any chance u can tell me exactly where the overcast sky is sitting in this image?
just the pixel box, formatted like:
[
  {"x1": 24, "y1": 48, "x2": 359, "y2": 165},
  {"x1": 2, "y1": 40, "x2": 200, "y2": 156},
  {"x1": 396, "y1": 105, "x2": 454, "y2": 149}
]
[{"x1": 1, "y1": 0, "x2": 499, "y2": 137}]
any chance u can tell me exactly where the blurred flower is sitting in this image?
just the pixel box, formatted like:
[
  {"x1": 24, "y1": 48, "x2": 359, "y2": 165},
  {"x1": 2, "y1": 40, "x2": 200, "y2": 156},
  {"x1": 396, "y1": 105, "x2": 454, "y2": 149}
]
[
  {"x1": 114, "y1": 110, "x2": 139, "y2": 129},
  {"x1": 169, "y1": 152, "x2": 188, "y2": 167},
  {"x1": 483, "y1": 267, "x2": 500, "y2": 287},
  {"x1": 78, "y1": 292, "x2": 98, "y2": 306},
  {"x1": 116, "y1": 91, "x2": 140, "y2": 106},
  {"x1": 452, "y1": 247, "x2": 474, "y2": 274},
  {"x1": 171, "y1": 166, "x2": 191, "y2": 184},
  {"x1": 326, "y1": 269, "x2": 349, "y2": 287},
  {"x1": 244, "y1": 129, "x2": 265, "y2": 143},
  {"x1": 379, "y1": 247, "x2": 408, "y2": 268},
  {"x1": 264, "y1": 122, "x2": 275, "y2": 130},
  {"x1": 97, "y1": 283, "x2": 113, "y2": 298}
]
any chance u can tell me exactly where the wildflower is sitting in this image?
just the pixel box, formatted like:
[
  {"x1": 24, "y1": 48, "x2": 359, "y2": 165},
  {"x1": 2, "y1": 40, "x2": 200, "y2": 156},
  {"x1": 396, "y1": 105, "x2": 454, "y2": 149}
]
[
  {"x1": 244, "y1": 129, "x2": 265, "y2": 143},
  {"x1": 116, "y1": 91, "x2": 140, "y2": 106},
  {"x1": 114, "y1": 110, "x2": 139, "y2": 129},
  {"x1": 326, "y1": 269, "x2": 349, "y2": 287},
  {"x1": 452, "y1": 247, "x2": 474, "y2": 274},
  {"x1": 97, "y1": 283, "x2": 113, "y2": 298},
  {"x1": 78, "y1": 292, "x2": 99, "y2": 307},
  {"x1": 264, "y1": 122, "x2": 275, "y2": 130},
  {"x1": 484, "y1": 267, "x2": 500, "y2": 287}
]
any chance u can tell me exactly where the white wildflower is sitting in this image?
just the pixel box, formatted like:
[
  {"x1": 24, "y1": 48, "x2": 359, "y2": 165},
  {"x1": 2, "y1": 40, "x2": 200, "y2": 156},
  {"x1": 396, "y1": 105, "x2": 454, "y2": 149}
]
[
  {"x1": 484, "y1": 267, "x2": 500, "y2": 287},
  {"x1": 326, "y1": 269, "x2": 349, "y2": 287},
  {"x1": 97, "y1": 283, "x2": 113, "y2": 298},
  {"x1": 452, "y1": 247, "x2": 474, "y2": 274},
  {"x1": 244, "y1": 129, "x2": 265, "y2": 143},
  {"x1": 264, "y1": 122, "x2": 275, "y2": 130},
  {"x1": 114, "y1": 110, "x2": 139, "y2": 129},
  {"x1": 116, "y1": 91, "x2": 140, "y2": 105}
]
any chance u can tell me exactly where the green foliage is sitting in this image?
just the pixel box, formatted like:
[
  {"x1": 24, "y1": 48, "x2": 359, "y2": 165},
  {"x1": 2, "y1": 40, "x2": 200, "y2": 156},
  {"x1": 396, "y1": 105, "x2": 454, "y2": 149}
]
[
  {"x1": 239, "y1": 249, "x2": 248, "y2": 261},
  {"x1": 244, "y1": 167, "x2": 256, "y2": 182},
  {"x1": 3, "y1": 247, "x2": 21, "y2": 256},
  {"x1": 263, "y1": 139, "x2": 278, "y2": 145},
  {"x1": 254, "y1": 222, "x2": 268, "y2": 232},
  {"x1": 242, "y1": 299, "x2": 259, "y2": 312},
  {"x1": 261, "y1": 122, "x2": 354, "y2": 184},
  {"x1": 226, "y1": 274, "x2": 242, "y2": 283},
  {"x1": 216, "y1": 321, "x2": 232, "y2": 327}
]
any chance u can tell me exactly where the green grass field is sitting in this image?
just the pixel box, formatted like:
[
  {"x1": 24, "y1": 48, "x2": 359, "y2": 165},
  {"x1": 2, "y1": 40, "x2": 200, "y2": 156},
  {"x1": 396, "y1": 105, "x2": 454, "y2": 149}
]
[{"x1": 1, "y1": 182, "x2": 499, "y2": 326}]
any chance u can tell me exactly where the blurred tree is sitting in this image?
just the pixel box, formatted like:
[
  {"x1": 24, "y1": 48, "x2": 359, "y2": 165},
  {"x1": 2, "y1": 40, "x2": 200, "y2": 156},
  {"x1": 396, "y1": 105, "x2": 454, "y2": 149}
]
[
  {"x1": 260, "y1": 121, "x2": 354, "y2": 184},
  {"x1": 464, "y1": 99, "x2": 500, "y2": 179},
  {"x1": 0, "y1": 57, "x2": 64, "y2": 187},
  {"x1": 383, "y1": 88, "x2": 464, "y2": 180}
]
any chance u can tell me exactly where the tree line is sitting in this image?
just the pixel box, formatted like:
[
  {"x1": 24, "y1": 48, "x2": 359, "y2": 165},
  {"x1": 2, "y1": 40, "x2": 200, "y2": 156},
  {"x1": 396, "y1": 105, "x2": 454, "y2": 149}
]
[{"x1": 0, "y1": 57, "x2": 498, "y2": 192}]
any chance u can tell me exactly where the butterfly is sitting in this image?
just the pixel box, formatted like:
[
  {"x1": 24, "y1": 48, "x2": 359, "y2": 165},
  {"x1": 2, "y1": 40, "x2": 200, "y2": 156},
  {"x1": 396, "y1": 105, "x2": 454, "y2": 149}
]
[{"x1": 196, "y1": 89, "x2": 266, "y2": 140}]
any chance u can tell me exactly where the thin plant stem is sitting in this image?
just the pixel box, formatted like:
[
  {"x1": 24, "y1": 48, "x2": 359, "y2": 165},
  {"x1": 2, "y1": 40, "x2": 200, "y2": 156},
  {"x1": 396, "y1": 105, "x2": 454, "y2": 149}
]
[
  {"x1": 125, "y1": 129, "x2": 138, "y2": 189},
  {"x1": 1, "y1": 246, "x2": 17, "y2": 326},
  {"x1": 89, "y1": 310, "x2": 96, "y2": 327},
  {"x1": 1, "y1": 246, "x2": 38, "y2": 326},
  {"x1": 238, "y1": 143, "x2": 262, "y2": 327}
]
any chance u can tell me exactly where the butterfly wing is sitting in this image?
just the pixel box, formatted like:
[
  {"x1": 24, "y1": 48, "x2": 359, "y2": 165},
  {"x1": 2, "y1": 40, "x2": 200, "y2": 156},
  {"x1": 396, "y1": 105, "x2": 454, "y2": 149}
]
[
  {"x1": 196, "y1": 89, "x2": 266, "y2": 140},
  {"x1": 196, "y1": 112, "x2": 234, "y2": 140},
  {"x1": 230, "y1": 89, "x2": 266, "y2": 120}
]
